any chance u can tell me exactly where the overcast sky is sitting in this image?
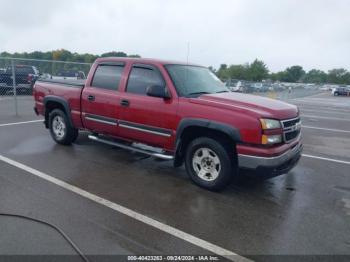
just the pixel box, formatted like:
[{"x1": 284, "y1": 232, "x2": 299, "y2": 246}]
[{"x1": 0, "y1": 0, "x2": 349, "y2": 72}]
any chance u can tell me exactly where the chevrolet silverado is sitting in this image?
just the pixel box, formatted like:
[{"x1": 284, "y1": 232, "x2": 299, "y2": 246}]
[{"x1": 33, "y1": 57, "x2": 302, "y2": 191}]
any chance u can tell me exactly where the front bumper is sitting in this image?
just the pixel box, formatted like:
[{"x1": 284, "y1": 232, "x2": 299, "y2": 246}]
[{"x1": 238, "y1": 142, "x2": 303, "y2": 174}]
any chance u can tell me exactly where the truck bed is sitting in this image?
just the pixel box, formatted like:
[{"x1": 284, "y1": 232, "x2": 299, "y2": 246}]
[{"x1": 34, "y1": 79, "x2": 84, "y2": 129}]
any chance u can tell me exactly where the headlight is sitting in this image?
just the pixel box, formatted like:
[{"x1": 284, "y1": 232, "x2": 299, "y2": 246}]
[
  {"x1": 262, "y1": 134, "x2": 282, "y2": 145},
  {"x1": 260, "y1": 118, "x2": 281, "y2": 129}
]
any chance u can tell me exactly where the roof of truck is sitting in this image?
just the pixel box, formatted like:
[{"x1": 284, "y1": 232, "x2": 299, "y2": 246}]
[{"x1": 95, "y1": 57, "x2": 201, "y2": 67}]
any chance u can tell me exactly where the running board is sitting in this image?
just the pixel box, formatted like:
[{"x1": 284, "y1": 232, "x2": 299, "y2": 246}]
[{"x1": 88, "y1": 135, "x2": 174, "y2": 160}]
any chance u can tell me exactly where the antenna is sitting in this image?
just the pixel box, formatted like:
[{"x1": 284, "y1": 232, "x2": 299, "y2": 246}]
[
  {"x1": 185, "y1": 42, "x2": 190, "y2": 82},
  {"x1": 186, "y1": 41, "x2": 190, "y2": 65}
]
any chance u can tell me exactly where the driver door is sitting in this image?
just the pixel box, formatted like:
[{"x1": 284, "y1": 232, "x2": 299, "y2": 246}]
[{"x1": 118, "y1": 64, "x2": 177, "y2": 148}]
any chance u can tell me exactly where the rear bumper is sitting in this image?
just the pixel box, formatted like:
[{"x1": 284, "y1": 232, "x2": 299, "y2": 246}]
[{"x1": 238, "y1": 142, "x2": 303, "y2": 174}]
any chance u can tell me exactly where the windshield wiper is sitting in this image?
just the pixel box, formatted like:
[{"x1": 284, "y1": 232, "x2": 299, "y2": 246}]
[
  {"x1": 186, "y1": 91, "x2": 211, "y2": 97},
  {"x1": 216, "y1": 90, "x2": 229, "y2": 93}
]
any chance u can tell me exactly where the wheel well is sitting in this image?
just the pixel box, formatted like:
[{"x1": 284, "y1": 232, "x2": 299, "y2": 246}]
[
  {"x1": 174, "y1": 126, "x2": 237, "y2": 167},
  {"x1": 44, "y1": 101, "x2": 66, "y2": 128}
]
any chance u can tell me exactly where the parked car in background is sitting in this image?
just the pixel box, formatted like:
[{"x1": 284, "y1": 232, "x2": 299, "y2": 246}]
[
  {"x1": 332, "y1": 86, "x2": 350, "y2": 96},
  {"x1": 39, "y1": 73, "x2": 52, "y2": 80},
  {"x1": 0, "y1": 65, "x2": 39, "y2": 94},
  {"x1": 225, "y1": 79, "x2": 243, "y2": 92},
  {"x1": 51, "y1": 70, "x2": 86, "y2": 80}
]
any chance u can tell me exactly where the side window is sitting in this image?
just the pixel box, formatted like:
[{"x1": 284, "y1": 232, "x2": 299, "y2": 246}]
[
  {"x1": 91, "y1": 65, "x2": 124, "y2": 90},
  {"x1": 126, "y1": 66, "x2": 164, "y2": 95}
]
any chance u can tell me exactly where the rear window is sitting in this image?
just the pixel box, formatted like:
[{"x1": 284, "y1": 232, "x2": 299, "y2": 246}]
[{"x1": 91, "y1": 65, "x2": 124, "y2": 90}]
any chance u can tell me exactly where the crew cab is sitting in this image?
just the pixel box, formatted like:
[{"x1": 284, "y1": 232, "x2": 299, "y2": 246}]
[{"x1": 33, "y1": 57, "x2": 302, "y2": 191}]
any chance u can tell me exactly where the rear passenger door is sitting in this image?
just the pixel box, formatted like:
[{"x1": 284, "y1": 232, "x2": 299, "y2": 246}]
[{"x1": 81, "y1": 62, "x2": 125, "y2": 136}]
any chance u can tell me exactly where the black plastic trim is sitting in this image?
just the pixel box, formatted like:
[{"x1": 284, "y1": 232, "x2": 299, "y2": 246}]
[
  {"x1": 97, "y1": 61, "x2": 125, "y2": 66},
  {"x1": 119, "y1": 120, "x2": 172, "y2": 136},
  {"x1": 43, "y1": 96, "x2": 74, "y2": 128},
  {"x1": 84, "y1": 113, "x2": 118, "y2": 125},
  {"x1": 173, "y1": 118, "x2": 241, "y2": 167},
  {"x1": 176, "y1": 118, "x2": 241, "y2": 143}
]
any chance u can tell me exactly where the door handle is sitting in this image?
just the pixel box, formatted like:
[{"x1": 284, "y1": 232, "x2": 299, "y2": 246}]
[
  {"x1": 87, "y1": 95, "x2": 95, "y2": 101},
  {"x1": 120, "y1": 99, "x2": 130, "y2": 107}
]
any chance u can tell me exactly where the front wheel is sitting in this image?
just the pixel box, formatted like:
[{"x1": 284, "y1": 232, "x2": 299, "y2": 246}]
[
  {"x1": 185, "y1": 137, "x2": 237, "y2": 191},
  {"x1": 49, "y1": 109, "x2": 78, "y2": 145}
]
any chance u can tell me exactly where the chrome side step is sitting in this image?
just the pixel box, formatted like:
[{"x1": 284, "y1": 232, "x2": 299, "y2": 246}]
[{"x1": 88, "y1": 135, "x2": 174, "y2": 160}]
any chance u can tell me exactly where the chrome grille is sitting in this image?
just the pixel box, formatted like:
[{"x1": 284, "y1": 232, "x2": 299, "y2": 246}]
[{"x1": 281, "y1": 117, "x2": 301, "y2": 143}]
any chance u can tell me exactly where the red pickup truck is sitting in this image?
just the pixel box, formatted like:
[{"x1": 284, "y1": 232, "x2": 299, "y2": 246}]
[{"x1": 33, "y1": 57, "x2": 302, "y2": 191}]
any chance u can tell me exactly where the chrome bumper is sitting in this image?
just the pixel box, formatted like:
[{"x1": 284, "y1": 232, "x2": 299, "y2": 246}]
[{"x1": 238, "y1": 142, "x2": 303, "y2": 169}]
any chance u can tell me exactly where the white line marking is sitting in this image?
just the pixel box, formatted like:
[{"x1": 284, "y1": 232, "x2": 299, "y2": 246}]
[
  {"x1": 342, "y1": 198, "x2": 350, "y2": 216},
  {"x1": 293, "y1": 100, "x2": 350, "y2": 107},
  {"x1": 302, "y1": 125, "x2": 350, "y2": 133},
  {"x1": 343, "y1": 198, "x2": 350, "y2": 208},
  {"x1": 0, "y1": 120, "x2": 43, "y2": 127},
  {"x1": 0, "y1": 154, "x2": 250, "y2": 262},
  {"x1": 301, "y1": 109, "x2": 350, "y2": 115},
  {"x1": 299, "y1": 106, "x2": 350, "y2": 113},
  {"x1": 302, "y1": 115, "x2": 350, "y2": 122},
  {"x1": 302, "y1": 154, "x2": 350, "y2": 165}
]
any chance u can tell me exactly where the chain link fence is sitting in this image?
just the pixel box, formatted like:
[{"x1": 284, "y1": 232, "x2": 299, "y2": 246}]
[{"x1": 0, "y1": 57, "x2": 91, "y2": 117}]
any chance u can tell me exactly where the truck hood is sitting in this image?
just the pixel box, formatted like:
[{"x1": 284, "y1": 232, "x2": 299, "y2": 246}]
[{"x1": 192, "y1": 92, "x2": 298, "y2": 120}]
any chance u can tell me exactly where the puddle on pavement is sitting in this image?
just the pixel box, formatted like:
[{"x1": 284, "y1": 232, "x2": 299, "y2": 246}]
[{"x1": 8, "y1": 137, "x2": 54, "y2": 155}]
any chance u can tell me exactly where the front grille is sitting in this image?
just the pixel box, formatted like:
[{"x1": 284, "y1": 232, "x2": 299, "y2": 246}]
[
  {"x1": 281, "y1": 117, "x2": 301, "y2": 143},
  {"x1": 285, "y1": 130, "x2": 300, "y2": 141}
]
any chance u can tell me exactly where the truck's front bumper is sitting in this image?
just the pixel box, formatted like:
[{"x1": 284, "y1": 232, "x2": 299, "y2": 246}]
[{"x1": 238, "y1": 142, "x2": 303, "y2": 175}]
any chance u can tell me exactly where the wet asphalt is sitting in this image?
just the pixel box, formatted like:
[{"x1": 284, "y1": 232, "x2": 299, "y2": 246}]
[{"x1": 0, "y1": 92, "x2": 350, "y2": 261}]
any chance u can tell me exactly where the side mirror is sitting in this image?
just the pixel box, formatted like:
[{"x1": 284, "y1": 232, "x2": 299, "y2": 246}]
[{"x1": 146, "y1": 85, "x2": 171, "y2": 99}]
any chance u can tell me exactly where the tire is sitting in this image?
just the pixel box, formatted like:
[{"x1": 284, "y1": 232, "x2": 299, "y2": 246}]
[
  {"x1": 334, "y1": 92, "x2": 338, "y2": 96},
  {"x1": 185, "y1": 137, "x2": 237, "y2": 191},
  {"x1": 49, "y1": 109, "x2": 78, "y2": 145}
]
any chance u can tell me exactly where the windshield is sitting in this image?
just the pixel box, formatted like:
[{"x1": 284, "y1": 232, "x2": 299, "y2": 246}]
[{"x1": 165, "y1": 65, "x2": 229, "y2": 97}]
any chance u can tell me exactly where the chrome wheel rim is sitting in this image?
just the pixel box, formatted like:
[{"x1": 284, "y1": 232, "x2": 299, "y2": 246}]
[
  {"x1": 192, "y1": 147, "x2": 221, "y2": 181},
  {"x1": 52, "y1": 116, "x2": 66, "y2": 139}
]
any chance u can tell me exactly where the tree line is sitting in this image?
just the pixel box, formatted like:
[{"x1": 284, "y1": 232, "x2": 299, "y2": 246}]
[
  {"x1": 0, "y1": 49, "x2": 141, "y2": 75},
  {"x1": 0, "y1": 49, "x2": 140, "y2": 64},
  {"x1": 213, "y1": 59, "x2": 350, "y2": 85},
  {"x1": 1, "y1": 50, "x2": 349, "y2": 84}
]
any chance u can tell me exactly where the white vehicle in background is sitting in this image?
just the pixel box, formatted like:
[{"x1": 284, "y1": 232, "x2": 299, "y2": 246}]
[
  {"x1": 253, "y1": 82, "x2": 263, "y2": 92},
  {"x1": 231, "y1": 80, "x2": 244, "y2": 92},
  {"x1": 39, "y1": 73, "x2": 52, "y2": 80},
  {"x1": 225, "y1": 79, "x2": 244, "y2": 92}
]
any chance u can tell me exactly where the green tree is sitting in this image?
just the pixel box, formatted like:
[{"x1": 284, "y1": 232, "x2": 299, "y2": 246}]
[
  {"x1": 247, "y1": 59, "x2": 269, "y2": 81},
  {"x1": 208, "y1": 66, "x2": 216, "y2": 73},
  {"x1": 227, "y1": 64, "x2": 248, "y2": 80},
  {"x1": 284, "y1": 65, "x2": 305, "y2": 82},
  {"x1": 101, "y1": 51, "x2": 127, "y2": 57},
  {"x1": 216, "y1": 64, "x2": 229, "y2": 80},
  {"x1": 128, "y1": 54, "x2": 141, "y2": 58},
  {"x1": 327, "y1": 68, "x2": 350, "y2": 84},
  {"x1": 303, "y1": 69, "x2": 327, "y2": 84}
]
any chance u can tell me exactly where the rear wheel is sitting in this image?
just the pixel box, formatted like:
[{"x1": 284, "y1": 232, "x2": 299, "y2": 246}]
[
  {"x1": 49, "y1": 109, "x2": 78, "y2": 145},
  {"x1": 185, "y1": 137, "x2": 237, "y2": 191}
]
